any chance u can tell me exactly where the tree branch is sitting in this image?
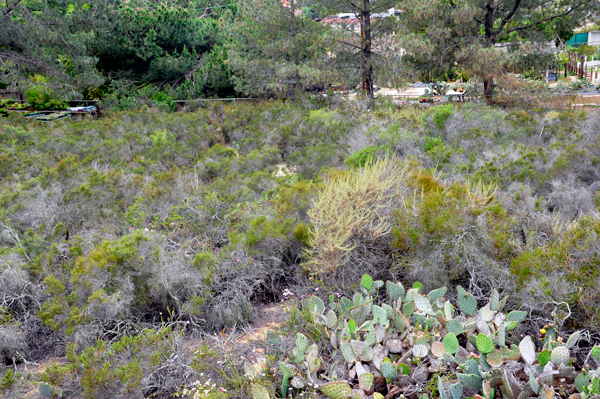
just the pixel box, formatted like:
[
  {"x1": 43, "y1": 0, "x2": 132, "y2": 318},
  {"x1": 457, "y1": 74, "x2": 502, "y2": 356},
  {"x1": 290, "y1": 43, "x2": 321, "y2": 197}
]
[
  {"x1": 493, "y1": 0, "x2": 521, "y2": 38},
  {"x1": 2, "y1": 0, "x2": 22, "y2": 17},
  {"x1": 505, "y1": 1, "x2": 590, "y2": 35}
]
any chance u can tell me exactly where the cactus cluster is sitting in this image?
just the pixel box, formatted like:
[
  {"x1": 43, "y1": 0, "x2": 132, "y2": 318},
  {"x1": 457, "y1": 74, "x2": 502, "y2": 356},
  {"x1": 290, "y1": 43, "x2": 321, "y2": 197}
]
[{"x1": 248, "y1": 275, "x2": 600, "y2": 399}]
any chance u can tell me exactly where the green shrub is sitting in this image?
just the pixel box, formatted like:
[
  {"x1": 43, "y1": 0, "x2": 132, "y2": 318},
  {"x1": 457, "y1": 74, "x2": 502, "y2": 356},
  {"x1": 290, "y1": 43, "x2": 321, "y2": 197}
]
[
  {"x1": 42, "y1": 326, "x2": 192, "y2": 399},
  {"x1": 345, "y1": 145, "x2": 379, "y2": 168}
]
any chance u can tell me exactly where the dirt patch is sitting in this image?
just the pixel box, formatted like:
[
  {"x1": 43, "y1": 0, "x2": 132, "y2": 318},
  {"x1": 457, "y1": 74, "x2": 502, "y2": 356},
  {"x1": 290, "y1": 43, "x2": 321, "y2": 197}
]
[{"x1": 237, "y1": 302, "x2": 288, "y2": 344}]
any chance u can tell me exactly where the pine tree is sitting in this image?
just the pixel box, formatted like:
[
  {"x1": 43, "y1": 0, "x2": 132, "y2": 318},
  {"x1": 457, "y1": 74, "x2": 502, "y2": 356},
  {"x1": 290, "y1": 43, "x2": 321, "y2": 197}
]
[
  {"x1": 398, "y1": 0, "x2": 598, "y2": 101},
  {"x1": 227, "y1": 0, "x2": 337, "y2": 97}
]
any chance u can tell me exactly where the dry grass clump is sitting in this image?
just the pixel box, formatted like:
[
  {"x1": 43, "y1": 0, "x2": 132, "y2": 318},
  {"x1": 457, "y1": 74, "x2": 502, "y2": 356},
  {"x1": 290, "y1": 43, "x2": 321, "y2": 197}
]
[{"x1": 305, "y1": 158, "x2": 410, "y2": 278}]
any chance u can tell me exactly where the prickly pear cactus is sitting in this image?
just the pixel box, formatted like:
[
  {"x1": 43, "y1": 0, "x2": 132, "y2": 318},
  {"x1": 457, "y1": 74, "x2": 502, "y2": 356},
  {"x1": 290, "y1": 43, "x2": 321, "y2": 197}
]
[
  {"x1": 476, "y1": 333, "x2": 495, "y2": 354},
  {"x1": 296, "y1": 333, "x2": 309, "y2": 353},
  {"x1": 566, "y1": 331, "x2": 581, "y2": 348},
  {"x1": 551, "y1": 345, "x2": 570, "y2": 365},
  {"x1": 538, "y1": 349, "x2": 551, "y2": 366},
  {"x1": 381, "y1": 361, "x2": 397, "y2": 380},
  {"x1": 457, "y1": 373, "x2": 482, "y2": 390},
  {"x1": 361, "y1": 274, "x2": 373, "y2": 291},
  {"x1": 446, "y1": 319, "x2": 463, "y2": 336},
  {"x1": 386, "y1": 280, "x2": 405, "y2": 302},
  {"x1": 486, "y1": 350, "x2": 504, "y2": 368},
  {"x1": 456, "y1": 286, "x2": 477, "y2": 316},
  {"x1": 251, "y1": 383, "x2": 271, "y2": 399},
  {"x1": 39, "y1": 383, "x2": 54, "y2": 398},
  {"x1": 450, "y1": 382, "x2": 463, "y2": 399},
  {"x1": 341, "y1": 342, "x2": 356, "y2": 363},
  {"x1": 519, "y1": 335, "x2": 536, "y2": 364},
  {"x1": 592, "y1": 345, "x2": 600, "y2": 363},
  {"x1": 414, "y1": 293, "x2": 434, "y2": 315},
  {"x1": 245, "y1": 274, "x2": 600, "y2": 399},
  {"x1": 358, "y1": 372, "x2": 374, "y2": 392},
  {"x1": 320, "y1": 381, "x2": 352, "y2": 399},
  {"x1": 443, "y1": 332, "x2": 459, "y2": 354}
]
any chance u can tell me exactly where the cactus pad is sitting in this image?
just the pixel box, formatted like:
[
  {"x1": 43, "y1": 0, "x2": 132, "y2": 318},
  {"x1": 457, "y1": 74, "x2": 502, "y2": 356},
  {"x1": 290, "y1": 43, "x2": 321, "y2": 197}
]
[
  {"x1": 537, "y1": 349, "x2": 550, "y2": 366},
  {"x1": 365, "y1": 329, "x2": 377, "y2": 347},
  {"x1": 506, "y1": 310, "x2": 527, "y2": 323},
  {"x1": 282, "y1": 374, "x2": 290, "y2": 398},
  {"x1": 341, "y1": 342, "x2": 356, "y2": 363},
  {"x1": 404, "y1": 288, "x2": 417, "y2": 303},
  {"x1": 462, "y1": 359, "x2": 481, "y2": 376},
  {"x1": 575, "y1": 371, "x2": 590, "y2": 393},
  {"x1": 551, "y1": 345, "x2": 570, "y2": 365},
  {"x1": 403, "y1": 302, "x2": 415, "y2": 317},
  {"x1": 324, "y1": 309, "x2": 337, "y2": 328},
  {"x1": 358, "y1": 372, "x2": 374, "y2": 392},
  {"x1": 320, "y1": 381, "x2": 352, "y2": 399},
  {"x1": 457, "y1": 373, "x2": 482, "y2": 390},
  {"x1": 348, "y1": 319, "x2": 357, "y2": 334},
  {"x1": 463, "y1": 318, "x2": 477, "y2": 335},
  {"x1": 428, "y1": 287, "x2": 447, "y2": 304},
  {"x1": 354, "y1": 382, "x2": 366, "y2": 396},
  {"x1": 374, "y1": 324, "x2": 386, "y2": 344},
  {"x1": 296, "y1": 333, "x2": 309, "y2": 353},
  {"x1": 592, "y1": 345, "x2": 600, "y2": 363},
  {"x1": 566, "y1": 331, "x2": 581, "y2": 349},
  {"x1": 489, "y1": 289, "x2": 499, "y2": 311},
  {"x1": 431, "y1": 341, "x2": 446, "y2": 357},
  {"x1": 414, "y1": 293, "x2": 434, "y2": 315},
  {"x1": 445, "y1": 319, "x2": 463, "y2": 336},
  {"x1": 502, "y1": 344, "x2": 521, "y2": 361},
  {"x1": 413, "y1": 344, "x2": 429, "y2": 358},
  {"x1": 39, "y1": 383, "x2": 54, "y2": 398},
  {"x1": 381, "y1": 361, "x2": 397, "y2": 380},
  {"x1": 372, "y1": 305, "x2": 387, "y2": 324},
  {"x1": 361, "y1": 274, "x2": 373, "y2": 291},
  {"x1": 306, "y1": 353, "x2": 321, "y2": 374},
  {"x1": 438, "y1": 376, "x2": 448, "y2": 399},
  {"x1": 519, "y1": 335, "x2": 536, "y2": 365},
  {"x1": 456, "y1": 286, "x2": 477, "y2": 316},
  {"x1": 486, "y1": 349, "x2": 504, "y2": 368},
  {"x1": 386, "y1": 280, "x2": 405, "y2": 302},
  {"x1": 306, "y1": 295, "x2": 325, "y2": 314},
  {"x1": 528, "y1": 373, "x2": 539, "y2": 394},
  {"x1": 292, "y1": 347, "x2": 304, "y2": 364},
  {"x1": 450, "y1": 382, "x2": 463, "y2": 399},
  {"x1": 476, "y1": 333, "x2": 495, "y2": 354},
  {"x1": 381, "y1": 303, "x2": 394, "y2": 319},
  {"x1": 496, "y1": 324, "x2": 506, "y2": 347},
  {"x1": 443, "y1": 332, "x2": 459, "y2": 354},
  {"x1": 251, "y1": 383, "x2": 270, "y2": 399},
  {"x1": 444, "y1": 300, "x2": 454, "y2": 320},
  {"x1": 479, "y1": 304, "x2": 495, "y2": 322}
]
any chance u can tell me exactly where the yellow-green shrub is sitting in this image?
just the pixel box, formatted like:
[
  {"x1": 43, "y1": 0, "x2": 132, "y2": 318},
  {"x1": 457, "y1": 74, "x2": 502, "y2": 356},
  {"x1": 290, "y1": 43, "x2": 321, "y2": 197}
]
[{"x1": 305, "y1": 158, "x2": 410, "y2": 274}]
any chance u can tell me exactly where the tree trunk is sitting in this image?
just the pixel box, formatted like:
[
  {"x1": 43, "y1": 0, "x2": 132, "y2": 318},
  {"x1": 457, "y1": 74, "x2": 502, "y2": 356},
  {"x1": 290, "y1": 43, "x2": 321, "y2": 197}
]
[
  {"x1": 362, "y1": 0, "x2": 374, "y2": 98},
  {"x1": 483, "y1": 78, "x2": 494, "y2": 103},
  {"x1": 483, "y1": 1, "x2": 496, "y2": 104}
]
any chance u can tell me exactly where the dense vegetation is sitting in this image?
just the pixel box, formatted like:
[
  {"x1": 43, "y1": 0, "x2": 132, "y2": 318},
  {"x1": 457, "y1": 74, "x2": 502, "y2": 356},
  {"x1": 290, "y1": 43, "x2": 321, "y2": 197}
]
[
  {"x1": 2, "y1": 0, "x2": 597, "y2": 102},
  {"x1": 1, "y1": 98, "x2": 600, "y2": 398}
]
